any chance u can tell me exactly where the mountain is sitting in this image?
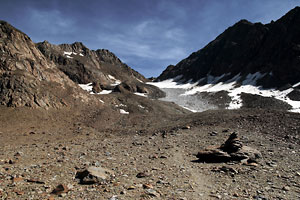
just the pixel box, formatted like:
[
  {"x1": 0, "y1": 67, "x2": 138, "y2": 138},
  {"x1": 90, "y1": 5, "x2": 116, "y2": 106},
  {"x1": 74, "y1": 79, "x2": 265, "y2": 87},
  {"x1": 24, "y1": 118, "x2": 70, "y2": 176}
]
[
  {"x1": 157, "y1": 6, "x2": 300, "y2": 89},
  {"x1": 153, "y1": 7, "x2": 300, "y2": 112},
  {"x1": 36, "y1": 41, "x2": 146, "y2": 85},
  {"x1": 0, "y1": 20, "x2": 164, "y2": 109},
  {"x1": 0, "y1": 20, "x2": 94, "y2": 108},
  {"x1": 36, "y1": 41, "x2": 162, "y2": 97}
]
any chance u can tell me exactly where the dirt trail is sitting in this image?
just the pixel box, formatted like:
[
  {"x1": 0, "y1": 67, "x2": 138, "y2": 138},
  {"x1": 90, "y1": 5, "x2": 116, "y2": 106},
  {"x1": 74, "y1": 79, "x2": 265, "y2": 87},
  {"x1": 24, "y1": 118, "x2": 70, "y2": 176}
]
[{"x1": 171, "y1": 147, "x2": 211, "y2": 199}]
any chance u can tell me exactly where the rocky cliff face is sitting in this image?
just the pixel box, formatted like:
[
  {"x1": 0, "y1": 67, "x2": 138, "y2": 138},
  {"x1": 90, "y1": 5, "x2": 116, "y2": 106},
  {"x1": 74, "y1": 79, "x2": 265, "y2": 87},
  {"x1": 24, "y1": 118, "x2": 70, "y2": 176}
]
[
  {"x1": 0, "y1": 20, "x2": 94, "y2": 108},
  {"x1": 36, "y1": 41, "x2": 147, "y2": 86},
  {"x1": 36, "y1": 40, "x2": 163, "y2": 98},
  {"x1": 157, "y1": 7, "x2": 300, "y2": 89}
]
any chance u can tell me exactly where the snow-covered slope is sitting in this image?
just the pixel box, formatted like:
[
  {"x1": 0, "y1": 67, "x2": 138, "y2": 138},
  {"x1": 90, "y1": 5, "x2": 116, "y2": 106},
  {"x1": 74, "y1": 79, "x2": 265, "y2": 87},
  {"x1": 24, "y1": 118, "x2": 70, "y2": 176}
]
[{"x1": 149, "y1": 73, "x2": 300, "y2": 113}]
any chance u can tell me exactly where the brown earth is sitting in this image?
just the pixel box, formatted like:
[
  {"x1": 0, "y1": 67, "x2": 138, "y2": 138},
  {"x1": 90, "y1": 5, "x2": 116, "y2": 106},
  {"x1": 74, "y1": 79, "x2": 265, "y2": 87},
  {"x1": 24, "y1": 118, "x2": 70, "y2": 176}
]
[{"x1": 0, "y1": 97, "x2": 299, "y2": 199}]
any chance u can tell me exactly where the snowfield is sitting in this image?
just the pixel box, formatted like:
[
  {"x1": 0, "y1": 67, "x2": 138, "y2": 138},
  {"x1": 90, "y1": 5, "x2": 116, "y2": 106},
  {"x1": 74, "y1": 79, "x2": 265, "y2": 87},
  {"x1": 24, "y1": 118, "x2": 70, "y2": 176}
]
[
  {"x1": 78, "y1": 83, "x2": 112, "y2": 95},
  {"x1": 148, "y1": 73, "x2": 300, "y2": 113}
]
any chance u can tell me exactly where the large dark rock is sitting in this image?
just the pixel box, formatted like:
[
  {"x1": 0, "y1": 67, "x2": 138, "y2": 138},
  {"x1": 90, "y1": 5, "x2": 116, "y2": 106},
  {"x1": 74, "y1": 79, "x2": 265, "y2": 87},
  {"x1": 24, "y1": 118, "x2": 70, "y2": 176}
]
[
  {"x1": 196, "y1": 132, "x2": 262, "y2": 163},
  {"x1": 287, "y1": 89, "x2": 300, "y2": 101},
  {"x1": 157, "y1": 7, "x2": 300, "y2": 90}
]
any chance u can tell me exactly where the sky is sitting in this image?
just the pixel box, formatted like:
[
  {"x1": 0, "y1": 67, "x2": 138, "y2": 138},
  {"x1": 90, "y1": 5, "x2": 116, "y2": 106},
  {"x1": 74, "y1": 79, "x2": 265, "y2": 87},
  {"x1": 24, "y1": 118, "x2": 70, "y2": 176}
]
[{"x1": 0, "y1": 0, "x2": 299, "y2": 77}]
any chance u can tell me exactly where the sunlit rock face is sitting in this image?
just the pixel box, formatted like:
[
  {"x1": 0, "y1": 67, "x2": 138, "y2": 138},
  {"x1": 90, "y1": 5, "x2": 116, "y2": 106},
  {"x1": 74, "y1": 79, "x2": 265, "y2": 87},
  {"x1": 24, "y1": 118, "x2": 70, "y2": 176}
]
[{"x1": 0, "y1": 20, "x2": 92, "y2": 108}]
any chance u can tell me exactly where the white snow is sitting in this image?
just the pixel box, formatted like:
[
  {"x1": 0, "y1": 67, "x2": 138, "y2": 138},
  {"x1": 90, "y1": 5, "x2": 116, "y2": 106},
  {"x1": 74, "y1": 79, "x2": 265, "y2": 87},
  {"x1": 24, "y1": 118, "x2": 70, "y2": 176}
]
[
  {"x1": 293, "y1": 82, "x2": 300, "y2": 88},
  {"x1": 63, "y1": 51, "x2": 73, "y2": 56},
  {"x1": 150, "y1": 72, "x2": 300, "y2": 113},
  {"x1": 120, "y1": 109, "x2": 129, "y2": 114},
  {"x1": 138, "y1": 105, "x2": 145, "y2": 109},
  {"x1": 115, "y1": 104, "x2": 126, "y2": 107},
  {"x1": 134, "y1": 92, "x2": 148, "y2": 97},
  {"x1": 98, "y1": 90, "x2": 112, "y2": 94},
  {"x1": 147, "y1": 75, "x2": 199, "y2": 89},
  {"x1": 79, "y1": 83, "x2": 93, "y2": 92},
  {"x1": 64, "y1": 51, "x2": 84, "y2": 57},
  {"x1": 108, "y1": 75, "x2": 121, "y2": 86},
  {"x1": 108, "y1": 75, "x2": 116, "y2": 80},
  {"x1": 78, "y1": 83, "x2": 112, "y2": 95}
]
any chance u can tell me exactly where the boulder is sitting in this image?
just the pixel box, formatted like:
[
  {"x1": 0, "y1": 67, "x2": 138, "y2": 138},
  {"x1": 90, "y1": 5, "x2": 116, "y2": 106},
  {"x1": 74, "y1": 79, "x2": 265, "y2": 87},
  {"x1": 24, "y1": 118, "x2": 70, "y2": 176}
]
[
  {"x1": 196, "y1": 132, "x2": 262, "y2": 163},
  {"x1": 75, "y1": 166, "x2": 114, "y2": 184}
]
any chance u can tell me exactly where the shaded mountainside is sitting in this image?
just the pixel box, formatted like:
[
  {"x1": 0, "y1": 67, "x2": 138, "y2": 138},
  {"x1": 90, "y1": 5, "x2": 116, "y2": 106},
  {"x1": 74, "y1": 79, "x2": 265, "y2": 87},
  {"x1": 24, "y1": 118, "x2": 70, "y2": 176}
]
[
  {"x1": 0, "y1": 20, "x2": 93, "y2": 108},
  {"x1": 157, "y1": 6, "x2": 300, "y2": 89}
]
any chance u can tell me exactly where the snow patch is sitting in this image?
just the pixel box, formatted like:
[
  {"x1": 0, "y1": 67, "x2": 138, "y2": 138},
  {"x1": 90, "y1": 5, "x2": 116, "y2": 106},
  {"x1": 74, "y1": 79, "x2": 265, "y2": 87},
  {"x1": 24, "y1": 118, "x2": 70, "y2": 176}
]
[
  {"x1": 63, "y1": 51, "x2": 73, "y2": 56},
  {"x1": 293, "y1": 82, "x2": 300, "y2": 88},
  {"x1": 115, "y1": 104, "x2": 126, "y2": 108},
  {"x1": 98, "y1": 90, "x2": 112, "y2": 95},
  {"x1": 108, "y1": 75, "x2": 121, "y2": 86},
  {"x1": 78, "y1": 83, "x2": 112, "y2": 95},
  {"x1": 120, "y1": 109, "x2": 129, "y2": 114},
  {"x1": 138, "y1": 105, "x2": 145, "y2": 109},
  {"x1": 79, "y1": 83, "x2": 93, "y2": 92},
  {"x1": 147, "y1": 76, "x2": 199, "y2": 89},
  {"x1": 134, "y1": 92, "x2": 148, "y2": 97},
  {"x1": 64, "y1": 51, "x2": 84, "y2": 57}
]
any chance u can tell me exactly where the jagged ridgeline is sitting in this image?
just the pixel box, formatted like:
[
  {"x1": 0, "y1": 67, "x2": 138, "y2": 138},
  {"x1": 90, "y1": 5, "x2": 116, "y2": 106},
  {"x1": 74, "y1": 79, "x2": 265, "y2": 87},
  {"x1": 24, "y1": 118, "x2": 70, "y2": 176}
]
[{"x1": 157, "y1": 6, "x2": 300, "y2": 89}]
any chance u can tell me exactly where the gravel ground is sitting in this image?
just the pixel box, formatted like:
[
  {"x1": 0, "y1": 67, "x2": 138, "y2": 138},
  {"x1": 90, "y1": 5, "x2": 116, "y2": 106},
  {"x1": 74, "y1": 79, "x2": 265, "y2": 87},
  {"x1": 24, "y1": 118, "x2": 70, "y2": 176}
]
[{"x1": 0, "y1": 103, "x2": 299, "y2": 199}]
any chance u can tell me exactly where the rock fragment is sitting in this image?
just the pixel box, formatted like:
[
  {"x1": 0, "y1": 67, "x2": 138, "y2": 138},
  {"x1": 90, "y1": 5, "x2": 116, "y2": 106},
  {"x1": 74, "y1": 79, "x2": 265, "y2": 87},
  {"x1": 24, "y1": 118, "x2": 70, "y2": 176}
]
[
  {"x1": 75, "y1": 166, "x2": 114, "y2": 184},
  {"x1": 51, "y1": 184, "x2": 69, "y2": 195}
]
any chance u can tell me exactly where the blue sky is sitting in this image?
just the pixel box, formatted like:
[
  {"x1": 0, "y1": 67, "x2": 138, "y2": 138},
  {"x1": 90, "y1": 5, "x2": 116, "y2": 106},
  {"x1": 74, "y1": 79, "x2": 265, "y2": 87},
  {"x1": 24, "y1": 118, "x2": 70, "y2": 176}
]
[{"x1": 0, "y1": 0, "x2": 299, "y2": 77}]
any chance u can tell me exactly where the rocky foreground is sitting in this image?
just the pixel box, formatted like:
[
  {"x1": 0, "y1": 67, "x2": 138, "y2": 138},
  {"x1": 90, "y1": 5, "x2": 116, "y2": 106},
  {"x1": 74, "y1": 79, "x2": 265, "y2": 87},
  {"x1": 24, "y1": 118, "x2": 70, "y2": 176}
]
[{"x1": 0, "y1": 107, "x2": 299, "y2": 200}]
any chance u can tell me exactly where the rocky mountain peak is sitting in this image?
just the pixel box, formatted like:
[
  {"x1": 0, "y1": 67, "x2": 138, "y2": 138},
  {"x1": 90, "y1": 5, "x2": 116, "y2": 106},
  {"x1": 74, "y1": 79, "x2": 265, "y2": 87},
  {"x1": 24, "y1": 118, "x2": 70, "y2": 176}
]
[
  {"x1": 157, "y1": 6, "x2": 300, "y2": 89},
  {"x1": 59, "y1": 41, "x2": 88, "y2": 53},
  {"x1": 95, "y1": 49, "x2": 122, "y2": 65}
]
